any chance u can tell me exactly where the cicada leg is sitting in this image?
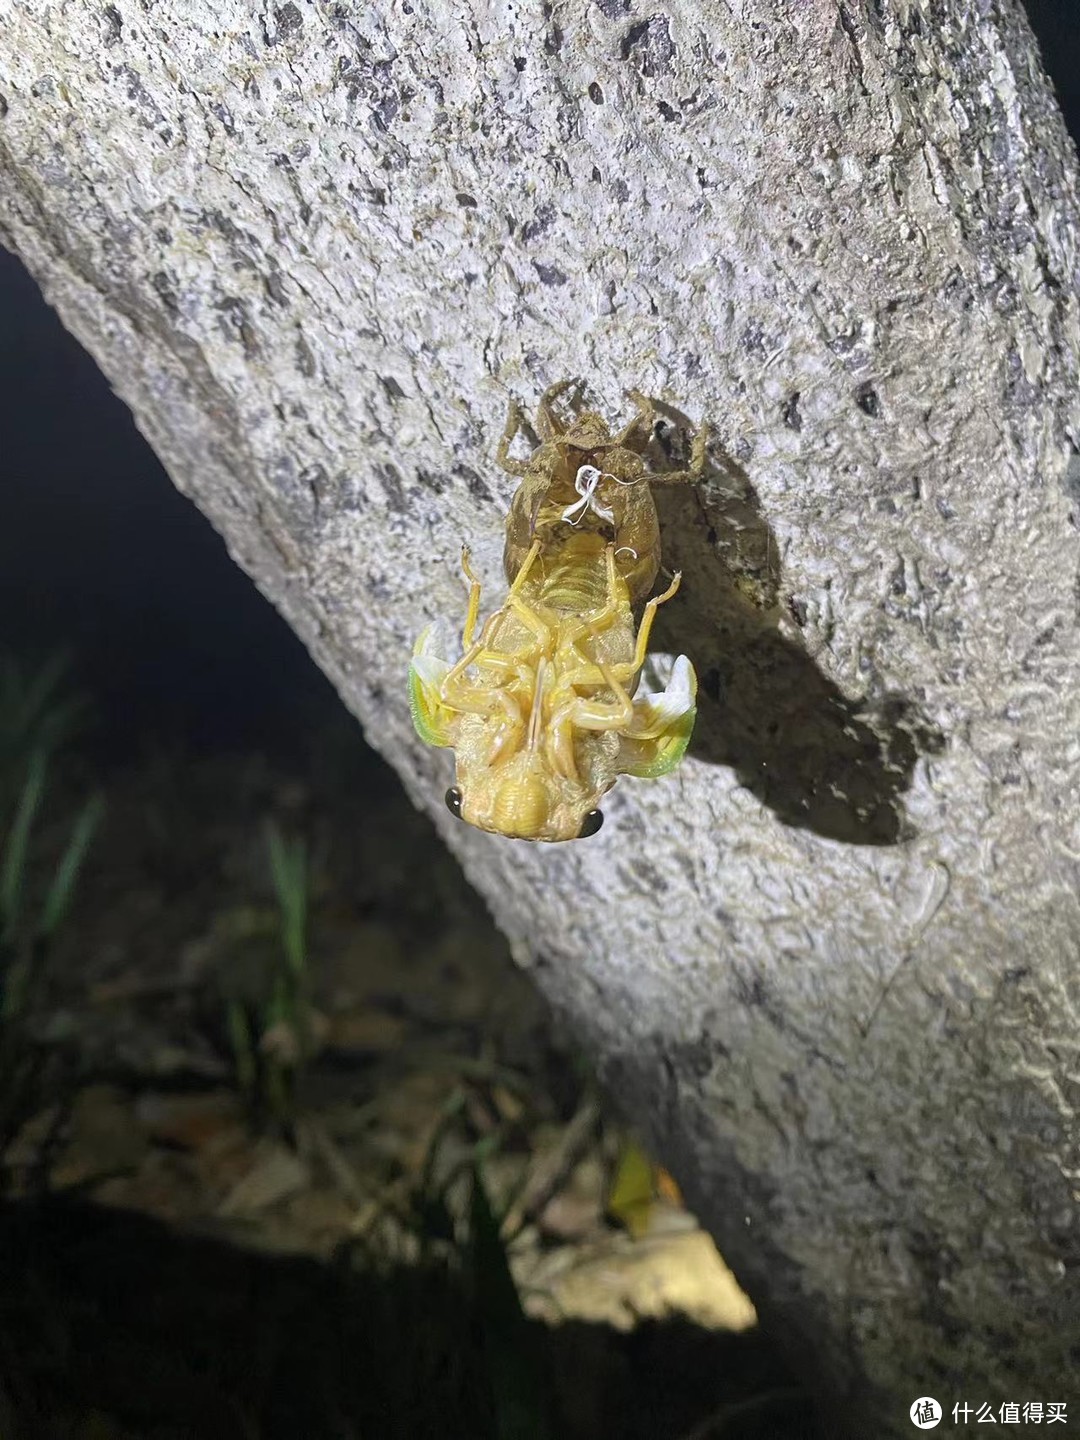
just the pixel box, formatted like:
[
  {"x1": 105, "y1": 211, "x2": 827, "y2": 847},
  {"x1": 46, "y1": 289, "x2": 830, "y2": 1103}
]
[
  {"x1": 547, "y1": 663, "x2": 635, "y2": 781},
  {"x1": 444, "y1": 623, "x2": 550, "y2": 765},
  {"x1": 452, "y1": 538, "x2": 546, "y2": 688},
  {"x1": 617, "y1": 570, "x2": 682, "y2": 679},
  {"x1": 557, "y1": 546, "x2": 681, "y2": 687},
  {"x1": 561, "y1": 570, "x2": 683, "y2": 691},
  {"x1": 496, "y1": 401, "x2": 532, "y2": 478},
  {"x1": 506, "y1": 596, "x2": 554, "y2": 657},
  {"x1": 460, "y1": 545, "x2": 483, "y2": 649},
  {"x1": 504, "y1": 545, "x2": 556, "y2": 669},
  {"x1": 617, "y1": 390, "x2": 656, "y2": 451},
  {"x1": 650, "y1": 419, "x2": 710, "y2": 487},
  {"x1": 439, "y1": 641, "x2": 529, "y2": 769},
  {"x1": 550, "y1": 663, "x2": 633, "y2": 731},
  {"x1": 443, "y1": 596, "x2": 542, "y2": 704},
  {"x1": 413, "y1": 615, "x2": 531, "y2": 749},
  {"x1": 439, "y1": 540, "x2": 548, "y2": 736},
  {"x1": 440, "y1": 635, "x2": 502, "y2": 712},
  {"x1": 505, "y1": 537, "x2": 544, "y2": 598}
]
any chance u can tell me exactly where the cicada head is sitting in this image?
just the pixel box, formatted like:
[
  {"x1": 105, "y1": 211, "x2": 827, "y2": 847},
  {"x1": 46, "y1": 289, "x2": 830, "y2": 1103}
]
[
  {"x1": 449, "y1": 675, "x2": 617, "y2": 843},
  {"x1": 455, "y1": 746, "x2": 614, "y2": 842},
  {"x1": 560, "y1": 410, "x2": 615, "y2": 454}
]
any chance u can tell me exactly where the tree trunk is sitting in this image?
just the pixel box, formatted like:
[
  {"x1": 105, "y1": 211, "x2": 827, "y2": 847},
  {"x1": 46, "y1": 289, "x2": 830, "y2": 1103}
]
[{"x1": 3, "y1": 1, "x2": 1080, "y2": 1429}]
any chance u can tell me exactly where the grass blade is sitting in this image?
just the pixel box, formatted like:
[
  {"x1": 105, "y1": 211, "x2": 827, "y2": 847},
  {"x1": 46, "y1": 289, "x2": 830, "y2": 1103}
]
[
  {"x1": 265, "y1": 822, "x2": 307, "y2": 980},
  {"x1": 1, "y1": 750, "x2": 48, "y2": 940},
  {"x1": 39, "y1": 794, "x2": 104, "y2": 939},
  {"x1": 226, "y1": 999, "x2": 257, "y2": 1101}
]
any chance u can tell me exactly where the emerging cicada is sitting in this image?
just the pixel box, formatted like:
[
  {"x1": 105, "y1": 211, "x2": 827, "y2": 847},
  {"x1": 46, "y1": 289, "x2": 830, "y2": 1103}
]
[{"x1": 410, "y1": 381, "x2": 707, "y2": 842}]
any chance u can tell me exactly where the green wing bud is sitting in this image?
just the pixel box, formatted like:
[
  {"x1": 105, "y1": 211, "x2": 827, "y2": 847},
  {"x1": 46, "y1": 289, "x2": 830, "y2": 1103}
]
[
  {"x1": 409, "y1": 623, "x2": 456, "y2": 748},
  {"x1": 617, "y1": 654, "x2": 697, "y2": 778}
]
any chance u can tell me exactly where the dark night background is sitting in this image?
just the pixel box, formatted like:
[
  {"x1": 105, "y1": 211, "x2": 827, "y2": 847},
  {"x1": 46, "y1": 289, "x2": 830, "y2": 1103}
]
[
  {"x1": 1, "y1": 2, "x2": 1076, "y2": 767},
  {"x1": 0, "y1": 252, "x2": 338, "y2": 761}
]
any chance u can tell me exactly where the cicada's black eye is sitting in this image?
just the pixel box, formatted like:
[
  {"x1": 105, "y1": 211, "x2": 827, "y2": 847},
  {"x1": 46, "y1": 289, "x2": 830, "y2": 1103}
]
[
  {"x1": 578, "y1": 809, "x2": 604, "y2": 838},
  {"x1": 445, "y1": 787, "x2": 463, "y2": 819}
]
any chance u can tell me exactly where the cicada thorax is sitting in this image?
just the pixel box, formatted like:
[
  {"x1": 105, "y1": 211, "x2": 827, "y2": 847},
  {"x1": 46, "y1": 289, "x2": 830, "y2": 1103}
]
[{"x1": 502, "y1": 442, "x2": 662, "y2": 608}]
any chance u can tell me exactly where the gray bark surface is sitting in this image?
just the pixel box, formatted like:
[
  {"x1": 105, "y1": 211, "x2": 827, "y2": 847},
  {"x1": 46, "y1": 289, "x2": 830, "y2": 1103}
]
[{"x1": 3, "y1": 0, "x2": 1080, "y2": 1430}]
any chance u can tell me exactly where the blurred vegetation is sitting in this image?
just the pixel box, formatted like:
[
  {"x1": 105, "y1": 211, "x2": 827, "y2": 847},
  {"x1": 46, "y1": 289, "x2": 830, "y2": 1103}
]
[
  {"x1": 0, "y1": 654, "x2": 102, "y2": 1193},
  {"x1": 0, "y1": 654, "x2": 820, "y2": 1440},
  {"x1": 224, "y1": 821, "x2": 317, "y2": 1136},
  {"x1": 336, "y1": 1107, "x2": 556, "y2": 1440}
]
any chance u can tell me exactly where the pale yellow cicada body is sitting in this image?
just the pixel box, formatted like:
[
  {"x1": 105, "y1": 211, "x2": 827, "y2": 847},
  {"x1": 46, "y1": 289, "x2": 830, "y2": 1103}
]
[{"x1": 410, "y1": 382, "x2": 707, "y2": 842}]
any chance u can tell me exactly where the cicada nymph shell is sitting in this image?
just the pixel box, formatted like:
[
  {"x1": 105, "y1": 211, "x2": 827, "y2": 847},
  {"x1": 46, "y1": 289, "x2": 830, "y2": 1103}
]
[{"x1": 410, "y1": 382, "x2": 707, "y2": 842}]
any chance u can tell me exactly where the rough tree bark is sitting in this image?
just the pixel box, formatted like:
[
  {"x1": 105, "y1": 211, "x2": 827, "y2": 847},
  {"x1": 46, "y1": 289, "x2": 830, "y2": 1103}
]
[{"x1": 3, "y1": 0, "x2": 1080, "y2": 1431}]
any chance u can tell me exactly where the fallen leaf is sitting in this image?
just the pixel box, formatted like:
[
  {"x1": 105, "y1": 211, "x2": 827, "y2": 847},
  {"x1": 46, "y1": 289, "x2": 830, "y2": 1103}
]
[{"x1": 216, "y1": 1141, "x2": 310, "y2": 1217}]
